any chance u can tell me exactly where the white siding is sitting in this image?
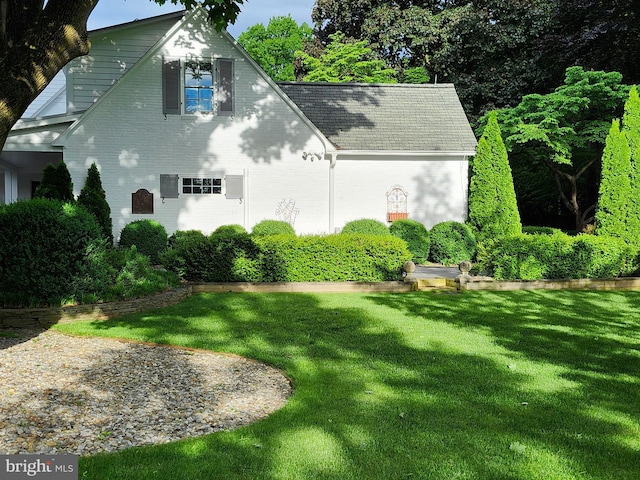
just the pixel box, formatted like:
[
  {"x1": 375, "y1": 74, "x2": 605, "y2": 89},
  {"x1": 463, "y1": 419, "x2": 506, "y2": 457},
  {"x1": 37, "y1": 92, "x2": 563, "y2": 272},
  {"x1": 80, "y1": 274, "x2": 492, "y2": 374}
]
[
  {"x1": 333, "y1": 158, "x2": 469, "y2": 231},
  {"x1": 67, "y1": 16, "x2": 178, "y2": 112},
  {"x1": 63, "y1": 10, "x2": 328, "y2": 240}
]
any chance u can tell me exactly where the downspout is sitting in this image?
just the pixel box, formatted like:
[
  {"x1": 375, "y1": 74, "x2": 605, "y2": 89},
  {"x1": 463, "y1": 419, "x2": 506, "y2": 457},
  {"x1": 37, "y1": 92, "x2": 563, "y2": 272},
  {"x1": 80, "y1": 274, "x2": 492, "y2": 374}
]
[{"x1": 329, "y1": 152, "x2": 337, "y2": 233}]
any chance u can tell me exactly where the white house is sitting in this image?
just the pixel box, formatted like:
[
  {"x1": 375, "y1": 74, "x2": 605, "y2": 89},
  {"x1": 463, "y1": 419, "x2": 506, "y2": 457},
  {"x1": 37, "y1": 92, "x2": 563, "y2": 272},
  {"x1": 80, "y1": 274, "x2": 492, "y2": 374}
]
[{"x1": 1, "y1": 7, "x2": 477, "y2": 240}]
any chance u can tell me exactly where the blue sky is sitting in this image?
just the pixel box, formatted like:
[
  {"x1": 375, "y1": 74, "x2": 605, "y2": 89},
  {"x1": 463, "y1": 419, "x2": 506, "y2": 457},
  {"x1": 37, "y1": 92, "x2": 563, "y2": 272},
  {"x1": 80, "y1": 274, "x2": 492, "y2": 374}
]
[{"x1": 88, "y1": 0, "x2": 316, "y2": 38}]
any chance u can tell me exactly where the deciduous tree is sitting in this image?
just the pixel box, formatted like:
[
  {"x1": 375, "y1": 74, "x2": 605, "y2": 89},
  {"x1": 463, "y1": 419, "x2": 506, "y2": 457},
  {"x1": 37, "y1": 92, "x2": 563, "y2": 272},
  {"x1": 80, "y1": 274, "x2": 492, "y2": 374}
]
[
  {"x1": 492, "y1": 67, "x2": 630, "y2": 232},
  {"x1": 238, "y1": 16, "x2": 312, "y2": 82},
  {"x1": 297, "y1": 32, "x2": 397, "y2": 83}
]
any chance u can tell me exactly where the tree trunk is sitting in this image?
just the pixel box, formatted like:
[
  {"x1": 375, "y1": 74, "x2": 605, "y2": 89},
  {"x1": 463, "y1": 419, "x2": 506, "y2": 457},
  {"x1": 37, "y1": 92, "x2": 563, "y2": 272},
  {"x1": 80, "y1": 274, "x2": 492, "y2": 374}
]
[
  {"x1": 0, "y1": 0, "x2": 99, "y2": 152},
  {"x1": 546, "y1": 156, "x2": 597, "y2": 232}
]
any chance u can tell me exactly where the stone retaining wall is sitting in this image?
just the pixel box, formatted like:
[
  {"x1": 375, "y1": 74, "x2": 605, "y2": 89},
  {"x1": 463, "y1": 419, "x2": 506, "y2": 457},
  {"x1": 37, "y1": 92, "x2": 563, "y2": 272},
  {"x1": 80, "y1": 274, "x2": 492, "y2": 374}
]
[
  {"x1": 0, "y1": 287, "x2": 192, "y2": 329},
  {"x1": 459, "y1": 277, "x2": 640, "y2": 291}
]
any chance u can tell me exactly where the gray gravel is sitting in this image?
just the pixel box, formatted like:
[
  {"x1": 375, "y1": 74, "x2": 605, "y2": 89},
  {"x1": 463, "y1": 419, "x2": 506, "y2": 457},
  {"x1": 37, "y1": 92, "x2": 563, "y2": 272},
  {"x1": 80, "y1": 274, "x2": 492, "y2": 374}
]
[{"x1": 0, "y1": 329, "x2": 291, "y2": 455}]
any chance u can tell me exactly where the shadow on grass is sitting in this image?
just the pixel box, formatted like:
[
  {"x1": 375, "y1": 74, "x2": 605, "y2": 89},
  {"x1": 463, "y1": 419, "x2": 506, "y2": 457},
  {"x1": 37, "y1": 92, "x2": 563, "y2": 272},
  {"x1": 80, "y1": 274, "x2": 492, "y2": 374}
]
[{"x1": 60, "y1": 291, "x2": 640, "y2": 480}]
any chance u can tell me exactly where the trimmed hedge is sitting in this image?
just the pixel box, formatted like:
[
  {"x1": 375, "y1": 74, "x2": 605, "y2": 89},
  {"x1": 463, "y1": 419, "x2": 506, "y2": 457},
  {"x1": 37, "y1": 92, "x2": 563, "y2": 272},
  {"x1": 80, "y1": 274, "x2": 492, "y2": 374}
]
[
  {"x1": 341, "y1": 218, "x2": 390, "y2": 236},
  {"x1": 257, "y1": 234, "x2": 411, "y2": 282},
  {"x1": 390, "y1": 219, "x2": 430, "y2": 264},
  {"x1": 429, "y1": 221, "x2": 477, "y2": 265},
  {"x1": 0, "y1": 199, "x2": 109, "y2": 306},
  {"x1": 483, "y1": 232, "x2": 639, "y2": 280},
  {"x1": 119, "y1": 219, "x2": 168, "y2": 264},
  {"x1": 161, "y1": 229, "x2": 411, "y2": 282}
]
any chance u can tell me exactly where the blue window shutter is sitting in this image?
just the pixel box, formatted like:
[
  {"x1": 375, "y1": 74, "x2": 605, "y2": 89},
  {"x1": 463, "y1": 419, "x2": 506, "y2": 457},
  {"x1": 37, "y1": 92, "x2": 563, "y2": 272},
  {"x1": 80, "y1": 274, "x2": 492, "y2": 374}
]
[
  {"x1": 163, "y1": 58, "x2": 181, "y2": 115},
  {"x1": 218, "y1": 60, "x2": 234, "y2": 115}
]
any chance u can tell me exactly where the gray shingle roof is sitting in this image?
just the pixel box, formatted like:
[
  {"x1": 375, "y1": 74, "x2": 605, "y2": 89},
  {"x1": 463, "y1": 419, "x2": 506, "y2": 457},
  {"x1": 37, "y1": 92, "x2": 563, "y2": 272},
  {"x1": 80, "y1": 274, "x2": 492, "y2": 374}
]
[{"x1": 278, "y1": 82, "x2": 478, "y2": 153}]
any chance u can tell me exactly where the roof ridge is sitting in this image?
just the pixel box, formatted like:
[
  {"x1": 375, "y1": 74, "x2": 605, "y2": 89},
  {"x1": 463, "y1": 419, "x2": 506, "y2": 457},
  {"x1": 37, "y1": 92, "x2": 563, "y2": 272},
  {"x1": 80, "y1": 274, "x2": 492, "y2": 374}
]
[{"x1": 278, "y1": 82, "x2": 454, "y2": 88}]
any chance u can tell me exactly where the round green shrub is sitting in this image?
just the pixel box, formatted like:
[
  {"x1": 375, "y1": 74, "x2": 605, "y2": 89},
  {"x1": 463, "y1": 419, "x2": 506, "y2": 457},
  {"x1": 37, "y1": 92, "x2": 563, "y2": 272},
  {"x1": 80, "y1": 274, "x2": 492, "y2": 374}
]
[
  {"x1": 210, "y1": 230, "x2": 262, "y2": 282},
  {"x1": 0, "y1": 199, "x2": 108, "y2": 306},
  {"x1": 213, "y1": 224, "x2": 248, "y2": 236},
  {"x1": 251, "y1": 220, "x2": 296, "y2": 236},
  {"x1": 161, "y1": 230, "x2": 210, "y2": 280},
  {"x1": 390, "y1": 219, "x2": 430, "y2": 264},
  {"x1": 341, "y1": 218, "x2": 390, "y2": 235},
  {"x1": 118, "y1": 219, "x2": 168, "y2": 264},
  {"x1": 429, "y1": 221, "x2": 477, "y2": 265}
]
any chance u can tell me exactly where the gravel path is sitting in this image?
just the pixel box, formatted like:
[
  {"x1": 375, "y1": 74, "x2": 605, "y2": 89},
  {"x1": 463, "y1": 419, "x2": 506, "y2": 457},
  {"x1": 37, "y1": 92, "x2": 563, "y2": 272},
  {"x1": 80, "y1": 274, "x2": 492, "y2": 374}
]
[{"x1": 0, "y1": 329, "x2": 291, "y2": 456}]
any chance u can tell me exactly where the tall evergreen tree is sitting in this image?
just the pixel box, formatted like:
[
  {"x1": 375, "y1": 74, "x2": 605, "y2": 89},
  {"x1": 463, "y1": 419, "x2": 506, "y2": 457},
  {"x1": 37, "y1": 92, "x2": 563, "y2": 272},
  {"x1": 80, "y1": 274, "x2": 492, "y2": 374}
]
[
  {"x1": 595, "y1": 119, "x2": 631, "y2": 238},
  {"x1": 77, "y1": 163, "x2": 113, "y2": 243},
  {"x1": 468, "y1": 112, "x2": 521, "y2": 240},
  {"x1": 621, "y1": 86, "x2": 640, "y2": 246},
  {"x1": 34, "y1": 160, "x2": 74, "y2": 202}
]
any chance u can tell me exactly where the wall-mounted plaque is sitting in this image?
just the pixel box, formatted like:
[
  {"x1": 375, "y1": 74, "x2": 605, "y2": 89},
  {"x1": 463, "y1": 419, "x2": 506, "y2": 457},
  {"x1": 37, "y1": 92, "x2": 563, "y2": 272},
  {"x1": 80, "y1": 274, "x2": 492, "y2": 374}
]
[{"x1": 132, "y1": 188, "x2": 154, "y2": 214}]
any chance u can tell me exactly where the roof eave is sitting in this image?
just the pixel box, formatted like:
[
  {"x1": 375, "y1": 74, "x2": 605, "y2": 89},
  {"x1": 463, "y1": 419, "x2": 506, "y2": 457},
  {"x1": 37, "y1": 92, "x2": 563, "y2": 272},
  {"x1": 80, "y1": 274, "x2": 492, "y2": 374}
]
[{"x1": 326, "y1": 149, "x2": 477, "y2": 159}]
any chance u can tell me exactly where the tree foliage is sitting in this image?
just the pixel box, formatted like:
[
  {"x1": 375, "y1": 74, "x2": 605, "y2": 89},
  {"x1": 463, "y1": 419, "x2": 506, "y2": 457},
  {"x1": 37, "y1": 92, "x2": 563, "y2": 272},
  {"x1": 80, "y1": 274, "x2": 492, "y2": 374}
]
[
  {"x1": 311, "y1": 0, "x2": 640, "y2": 120},
  {"x1": 468, "y1": 112, "x2": 521, "y2": 240},
  {"x1": 297, "y1": 32, "x2": 397, "y2": 83},
  {"x1": 489, "y1": 67, "x2": 630, "y2": 232},
  {"x1": 238, "y1": 16, "x2": 312, "y2": 82}
]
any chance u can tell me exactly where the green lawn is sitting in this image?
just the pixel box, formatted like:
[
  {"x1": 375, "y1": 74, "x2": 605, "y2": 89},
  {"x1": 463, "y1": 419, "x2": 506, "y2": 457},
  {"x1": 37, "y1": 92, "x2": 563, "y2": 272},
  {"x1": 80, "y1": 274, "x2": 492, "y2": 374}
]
[{"x1": 54, "y1": 290, "x2": 640, "y2": 479}]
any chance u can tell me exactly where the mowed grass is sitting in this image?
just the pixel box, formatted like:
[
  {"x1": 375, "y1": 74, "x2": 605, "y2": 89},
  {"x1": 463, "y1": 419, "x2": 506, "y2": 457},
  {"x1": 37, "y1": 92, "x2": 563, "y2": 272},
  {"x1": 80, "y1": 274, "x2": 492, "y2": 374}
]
[{"x1": 53, "y1": 290, "x2": 640, "y2": 479}]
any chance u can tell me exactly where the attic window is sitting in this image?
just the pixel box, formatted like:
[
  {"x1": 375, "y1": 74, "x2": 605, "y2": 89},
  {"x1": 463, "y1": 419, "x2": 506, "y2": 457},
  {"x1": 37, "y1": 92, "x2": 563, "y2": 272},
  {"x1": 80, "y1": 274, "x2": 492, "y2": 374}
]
[
  {"x1": 185, "y1": 60, "x2": 213, "y2": 113},
  {"x1": 163, "y1": 57, "x2": 234, "y2": 115}
]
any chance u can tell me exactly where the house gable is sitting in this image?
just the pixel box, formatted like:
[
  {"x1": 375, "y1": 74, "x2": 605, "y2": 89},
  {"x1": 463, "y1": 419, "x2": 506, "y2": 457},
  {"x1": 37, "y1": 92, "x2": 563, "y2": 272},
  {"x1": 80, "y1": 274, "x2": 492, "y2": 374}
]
[{"x1": 55, "y1": 7, "x2": 329, "y2": 237}]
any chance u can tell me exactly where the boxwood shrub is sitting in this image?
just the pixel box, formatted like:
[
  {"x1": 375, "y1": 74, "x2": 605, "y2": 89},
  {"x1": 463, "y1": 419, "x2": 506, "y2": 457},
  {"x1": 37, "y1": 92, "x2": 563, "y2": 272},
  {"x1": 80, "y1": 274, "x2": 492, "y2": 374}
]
[
  {"x1": 119, "y1": 219, "x2": 168, "y2": 264},
  {"x1": 390, "y1": 219, "x2": 430, "y2": 264},
  {"x1": 0, "y1": 199, "x2": 109, "y2": 306},
  {"x1": 341, "y1": 218, "x2": 390, "y2": 236},
  {"x1": 484, "y1": 232, "x2": 639, "y2": 280},
  {"x1": 161, "y1": 230, "x2": 211, "y2": 280},
  {"x1": 429, "y1": 221, "x2": 477, "y2": 265},
  {"x1": 251, "y1": 220, "x2": 295, "y2": 236}
]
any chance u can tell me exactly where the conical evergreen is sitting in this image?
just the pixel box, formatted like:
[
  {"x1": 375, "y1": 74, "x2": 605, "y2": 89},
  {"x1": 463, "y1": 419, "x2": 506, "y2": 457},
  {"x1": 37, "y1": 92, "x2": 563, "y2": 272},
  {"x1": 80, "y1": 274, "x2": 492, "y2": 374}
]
[
  {"x1": 77, "y1": 163, "x2": 113, "y2": 243},
  {"x1": 468, "y1": 111, "x2": 522, "y2": 239},
  {"x1": 34, "y1": 160, "x2": 74, "y2": 202},
  {"x1": 622, "y1": 86, "x2": 640, "y2": 246},
  {"x1": 595, "y1": 119, "x2": 632, "y2": 238}
]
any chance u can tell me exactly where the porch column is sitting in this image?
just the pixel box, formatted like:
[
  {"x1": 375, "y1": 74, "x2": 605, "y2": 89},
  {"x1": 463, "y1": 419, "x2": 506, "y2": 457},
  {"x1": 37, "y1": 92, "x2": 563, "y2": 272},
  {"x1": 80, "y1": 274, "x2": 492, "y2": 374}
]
[{"x1": 2, "y1": 169, "x2": 18, "y2": 204}]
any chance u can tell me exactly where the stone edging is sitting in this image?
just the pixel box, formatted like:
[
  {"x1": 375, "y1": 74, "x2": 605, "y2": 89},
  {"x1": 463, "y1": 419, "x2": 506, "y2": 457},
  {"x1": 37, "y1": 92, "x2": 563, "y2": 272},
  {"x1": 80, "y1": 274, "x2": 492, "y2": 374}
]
[
  {"x1": 4, "y1": 277, "x2": 640, "y2": 329},
  {"x1": 458, "y1": 276, "x2": 640, "y2": 291},
  {"x1": 0, "y1": 287, "x2": 193, "y2": 329}
]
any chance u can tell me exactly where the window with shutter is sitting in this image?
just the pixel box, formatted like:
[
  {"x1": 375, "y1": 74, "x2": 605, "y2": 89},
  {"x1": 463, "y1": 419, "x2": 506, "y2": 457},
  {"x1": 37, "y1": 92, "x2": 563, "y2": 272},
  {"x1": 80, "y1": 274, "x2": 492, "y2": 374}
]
[{"x1": 162, "y1": 58, "x2": 234, "y2": 115}]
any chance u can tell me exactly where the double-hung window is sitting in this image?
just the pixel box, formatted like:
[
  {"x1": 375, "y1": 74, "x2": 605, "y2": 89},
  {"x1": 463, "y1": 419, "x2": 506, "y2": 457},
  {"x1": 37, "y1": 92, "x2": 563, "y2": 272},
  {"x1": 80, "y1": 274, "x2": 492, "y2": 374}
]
[
  {"x1": 163, "y1": 57, "x2": 234, "y2": 115},
  {"x1": 184, "y1": 60, "x2": 213, "y2": 113}
]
